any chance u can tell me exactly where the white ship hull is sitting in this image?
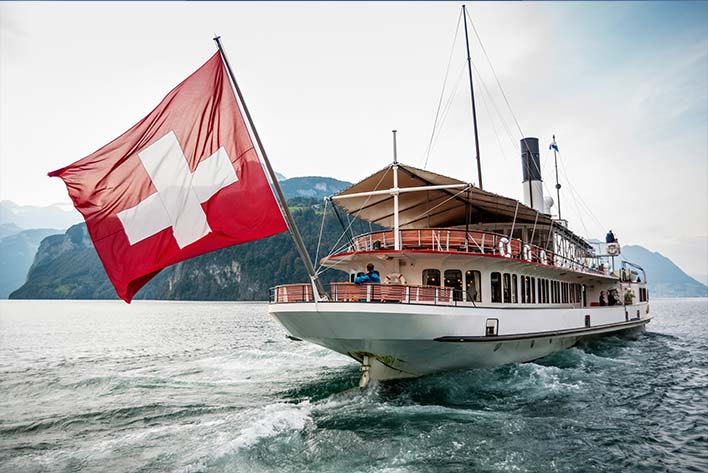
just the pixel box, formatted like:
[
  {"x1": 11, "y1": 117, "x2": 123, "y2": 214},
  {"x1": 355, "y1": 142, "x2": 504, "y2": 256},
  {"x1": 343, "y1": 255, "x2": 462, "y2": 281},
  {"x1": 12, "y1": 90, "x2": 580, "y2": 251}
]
[{"x1": 269, "y1": 302, "x2": 651, "y2": 380}]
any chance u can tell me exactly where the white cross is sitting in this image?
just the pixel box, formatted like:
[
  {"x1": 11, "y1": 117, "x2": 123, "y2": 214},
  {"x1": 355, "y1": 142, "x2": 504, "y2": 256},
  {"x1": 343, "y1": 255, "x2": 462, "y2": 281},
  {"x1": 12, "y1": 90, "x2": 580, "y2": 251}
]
[{"x1": 117, "y1": 131, "x2": 238, "y2": 249}]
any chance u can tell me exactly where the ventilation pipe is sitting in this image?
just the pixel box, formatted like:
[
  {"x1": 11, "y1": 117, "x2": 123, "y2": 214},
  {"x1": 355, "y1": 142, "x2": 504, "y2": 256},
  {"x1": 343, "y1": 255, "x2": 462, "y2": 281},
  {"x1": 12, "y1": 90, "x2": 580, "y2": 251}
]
[{"x1": 520, "y1": 137, "x2": 545, "y2": 213}]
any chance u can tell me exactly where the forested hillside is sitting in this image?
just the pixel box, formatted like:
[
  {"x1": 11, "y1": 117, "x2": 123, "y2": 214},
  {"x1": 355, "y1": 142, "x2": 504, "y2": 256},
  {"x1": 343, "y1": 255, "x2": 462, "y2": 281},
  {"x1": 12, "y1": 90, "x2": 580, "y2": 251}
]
[{"x1": 10, "y1": 198, "x2": 364, "y2": 301}]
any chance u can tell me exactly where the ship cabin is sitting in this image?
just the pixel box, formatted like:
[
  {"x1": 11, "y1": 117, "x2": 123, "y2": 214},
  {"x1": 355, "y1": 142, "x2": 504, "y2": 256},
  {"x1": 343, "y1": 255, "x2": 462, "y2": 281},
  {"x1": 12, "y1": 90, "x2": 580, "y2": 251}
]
[{"x1": 272, "y1": 162, "x2": 648, "y2": 311}]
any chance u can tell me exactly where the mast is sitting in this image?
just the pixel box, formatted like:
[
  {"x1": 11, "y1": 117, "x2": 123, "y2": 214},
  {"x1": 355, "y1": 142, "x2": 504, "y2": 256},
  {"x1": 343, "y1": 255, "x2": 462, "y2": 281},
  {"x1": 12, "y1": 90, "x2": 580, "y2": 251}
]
[
  {"x1": 392, "y1": 130, "x2": 401, "y2": 251},
  {"x1": 462, "y1": 5, "x2": 483, "y2": 190},
  {"x1": 213, "y1": 36, "x2": 326, "y2": 300},
  {"x1": 551, "y1": 134, "x2": 562, "y2": 220}
]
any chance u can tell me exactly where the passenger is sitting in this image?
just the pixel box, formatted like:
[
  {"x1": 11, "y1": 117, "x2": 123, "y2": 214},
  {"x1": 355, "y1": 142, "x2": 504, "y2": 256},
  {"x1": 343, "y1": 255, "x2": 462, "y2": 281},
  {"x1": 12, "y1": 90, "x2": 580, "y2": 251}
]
[
  {"x1": 624, "y1": 289, "x2": 636, "y2": 305},
  {"x1": 605, "y1": 230, "x2": 616, "y2": 243},
  {"x1": 354, "y1": 263, "x2": 381, "y2": 285},
  {"x1": 608, "y1": 290, "x2": 618, "y2": 306},
  {"x1": 599, "y1": 291, "x2": 607, "y2": 307}
]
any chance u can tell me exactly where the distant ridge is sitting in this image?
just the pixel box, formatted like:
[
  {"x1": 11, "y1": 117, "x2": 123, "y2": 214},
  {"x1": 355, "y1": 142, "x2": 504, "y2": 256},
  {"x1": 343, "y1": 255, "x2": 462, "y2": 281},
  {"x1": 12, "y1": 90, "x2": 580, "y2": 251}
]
[
  {"x1": 0, "y1": 228, "x2": 61, "y2": 298},
  {"x1": 5, "y1": 177, "x2": 706, "y2": 300},
  {"x1": 10, "y1": 198, "x2": 359, "y2": 301},
  {"x1": 0, "y1": 200, "x2": 81, "y2": 230},
  {"x1": 279, "y1": 176, "x2": 351, "y2": 200},
  {"x1": 621, "y1": 245, "x2": 707, "y2": 298}
]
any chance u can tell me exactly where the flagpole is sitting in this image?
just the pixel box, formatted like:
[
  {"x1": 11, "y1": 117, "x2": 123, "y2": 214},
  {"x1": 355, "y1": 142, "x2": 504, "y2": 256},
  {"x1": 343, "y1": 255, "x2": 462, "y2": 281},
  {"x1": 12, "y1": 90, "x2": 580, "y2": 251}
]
[
  {"x1": 551, "y1": 135, "x2": 562, "y2": 220},
  {"x1": 213, "y1": 36, "x2": 326, "y2": 300}
]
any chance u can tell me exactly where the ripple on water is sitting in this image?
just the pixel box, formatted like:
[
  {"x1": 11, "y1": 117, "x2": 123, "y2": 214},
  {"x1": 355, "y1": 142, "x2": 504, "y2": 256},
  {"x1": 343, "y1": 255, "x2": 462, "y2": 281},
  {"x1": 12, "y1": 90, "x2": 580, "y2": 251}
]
[{"x1": 0, "y1": 299, "x2": 706, "y2": 473}]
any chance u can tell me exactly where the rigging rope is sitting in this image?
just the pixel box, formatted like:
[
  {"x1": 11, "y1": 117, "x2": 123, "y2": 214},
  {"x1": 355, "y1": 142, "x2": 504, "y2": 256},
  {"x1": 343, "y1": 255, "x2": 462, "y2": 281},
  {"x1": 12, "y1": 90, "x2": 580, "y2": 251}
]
[
  {"x1": 423, "y1": 9, "x2": 463, "y2": 169},
  {"x1": 314, "y1": 198, "x2": 328, "y2": 267},
  {"x1": 427, "y1": 64, "x2": 467, "y2": 166},
  {"x1": 466, "y1": 10, "x2": 605, "y2": 242},
  {"x1": 557, "y1": 152, "x2": 606, "y2": 234},
  {"x1": 400, "y1": 185, "x2": 472, "y2": 230},
  {"x1": 315, "y1": 166, "x2": 392, "y2": 274}
]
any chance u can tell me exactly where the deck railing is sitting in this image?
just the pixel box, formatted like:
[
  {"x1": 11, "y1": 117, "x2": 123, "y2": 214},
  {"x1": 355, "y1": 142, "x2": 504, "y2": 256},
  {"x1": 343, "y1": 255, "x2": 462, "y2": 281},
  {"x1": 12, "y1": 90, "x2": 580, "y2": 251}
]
[
  {"x1": 271, "y1": 282, "x2": 465, "y2": 306},
  {"x1": 340, "y1": 228, "x2": 605, "y2": 276}
]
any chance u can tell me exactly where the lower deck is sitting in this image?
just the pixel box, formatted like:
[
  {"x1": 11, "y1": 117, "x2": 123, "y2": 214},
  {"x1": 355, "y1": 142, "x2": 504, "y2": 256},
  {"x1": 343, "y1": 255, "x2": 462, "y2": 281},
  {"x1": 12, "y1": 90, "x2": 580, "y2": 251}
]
[{"x1": 269, "y1": 300, "x2": 651, "y2": 380}]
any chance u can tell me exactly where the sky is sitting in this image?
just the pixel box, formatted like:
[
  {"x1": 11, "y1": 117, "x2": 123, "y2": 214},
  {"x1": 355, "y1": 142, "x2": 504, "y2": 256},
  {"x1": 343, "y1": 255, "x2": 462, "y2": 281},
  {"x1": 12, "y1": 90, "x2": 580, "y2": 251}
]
[{"x1": 1, "y1": 1, "x2": 707, "y2": 277}]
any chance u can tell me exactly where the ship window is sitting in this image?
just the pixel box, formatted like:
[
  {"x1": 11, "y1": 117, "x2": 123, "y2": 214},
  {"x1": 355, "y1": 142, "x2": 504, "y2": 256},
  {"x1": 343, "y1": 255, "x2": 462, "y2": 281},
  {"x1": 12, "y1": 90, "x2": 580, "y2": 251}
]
[
  {"x1": 465, "y1": 270, "x2": 481, "y2": 302},
  {"x1": 545, "y1": 279, "x2": 550, "y2": 303},
  {"x1": 552, "y1": 281, "x2": 557, "y2": 303},
  {"x1": 423, "y1": 269, "x2": 440, "y2": 286},
  {"x1": 530, "y1": 277, "x2": 536, "y2": 303},
  {"x1": 555, "y1": 281, "x2": 560, "y2": 303},
  {"x1": 537, "y1": 278, "x2": 542, "y2": 304},
  {"x1": 512, "y1": 274, "x2": 518, "y2": 303},
  {"x1": 491, "y1": 272, "x2": 502, "y2": 303},
  {"x1": 444, "y1": 270, "x2": 463, "y2": 301},
  {"x1": 503, "y1": 273, "x2": 511, "y2": 303},
  {"x1": 520, "y1": 276, "x2": 526, "y2": 303},
  {"x1": 561, "y1": 283, "x2": 566, "y2": 303}
]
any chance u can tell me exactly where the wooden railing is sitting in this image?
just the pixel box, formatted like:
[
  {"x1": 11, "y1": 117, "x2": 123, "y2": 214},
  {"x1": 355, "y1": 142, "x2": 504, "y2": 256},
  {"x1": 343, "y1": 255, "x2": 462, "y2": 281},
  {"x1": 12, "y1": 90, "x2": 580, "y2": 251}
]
[
  {"x1": 341, "y1": 228, "x2": 605, "y2": 276},
  {"x1": 271, "y1": 282, "x2": 464, "y2": 305}
]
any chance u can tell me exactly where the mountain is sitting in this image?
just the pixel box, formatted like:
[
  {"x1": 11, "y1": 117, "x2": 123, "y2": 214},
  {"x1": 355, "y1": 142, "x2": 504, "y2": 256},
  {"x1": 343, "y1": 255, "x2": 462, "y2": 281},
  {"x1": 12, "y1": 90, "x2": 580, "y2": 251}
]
[
  {"x1": 279, "y1": 177, "x2": 351, "y2": 200},
  {"x1": 621, "y1": 245, "x2": 708, "y2": 298},
  {"x1": 9, "y1": 188, "x2": 705, "y2": 300},
  {"x1": 0, "y1": 222, "x2": 24, "y2": 239},
  {"x1": 691, "y1": 274, "x2": 708, "y2": 286},
  {"x1": 0, "y1": 228, "x2": 61, "y2": 298},
  {"x1": 0, "y1": 200, "x2": 81, "y2": 230},
  {"x1": 10, "y1": 198, "x2": 360, "y2": 301}
]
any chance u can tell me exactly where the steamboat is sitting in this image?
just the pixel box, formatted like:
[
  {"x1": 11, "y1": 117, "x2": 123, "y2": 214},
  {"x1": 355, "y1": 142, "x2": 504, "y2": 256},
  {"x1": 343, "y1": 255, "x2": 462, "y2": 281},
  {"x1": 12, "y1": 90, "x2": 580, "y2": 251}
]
[{"x1": 267, "y1": 8, "x2": 651, "y2": 386}]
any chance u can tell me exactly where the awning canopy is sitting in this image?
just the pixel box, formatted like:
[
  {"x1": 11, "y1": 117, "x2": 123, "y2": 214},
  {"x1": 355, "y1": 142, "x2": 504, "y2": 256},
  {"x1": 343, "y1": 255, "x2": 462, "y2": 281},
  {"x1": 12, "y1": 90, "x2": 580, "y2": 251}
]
[{"x1": 332, "y1": 163, "x2": 553, "y2": 229}]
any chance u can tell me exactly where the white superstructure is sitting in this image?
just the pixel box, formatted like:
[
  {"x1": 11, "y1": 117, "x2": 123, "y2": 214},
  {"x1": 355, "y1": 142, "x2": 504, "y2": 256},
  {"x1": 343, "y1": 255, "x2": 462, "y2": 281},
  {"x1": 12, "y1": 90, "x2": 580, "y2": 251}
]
[{"x1": 269, "y1": 161, "x2": 651, "y2": 384}]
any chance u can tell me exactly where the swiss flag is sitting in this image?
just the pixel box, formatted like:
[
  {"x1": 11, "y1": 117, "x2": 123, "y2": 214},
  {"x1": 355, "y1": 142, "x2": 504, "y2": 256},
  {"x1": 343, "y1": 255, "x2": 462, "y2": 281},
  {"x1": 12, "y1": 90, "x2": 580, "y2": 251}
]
[{"x1": 49, "y1": 52, "x2": 288, "y2": 302}]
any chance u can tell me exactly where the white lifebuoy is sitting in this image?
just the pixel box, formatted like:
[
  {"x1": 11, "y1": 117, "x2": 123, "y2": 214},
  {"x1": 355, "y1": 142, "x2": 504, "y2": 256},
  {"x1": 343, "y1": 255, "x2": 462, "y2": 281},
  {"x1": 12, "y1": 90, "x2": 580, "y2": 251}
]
[
  {"x1": 540, "y1": 250, "x2": 548, "y2": 265},
  {"x1": 498, "y1": 237, "x2": 512, "y2": 258},
  {"x1": 523, "y1": 244, "x2": 532, "y2": 262},
  {"x1": 385, "y1": 273, "x2": 407, "y2": 285}
]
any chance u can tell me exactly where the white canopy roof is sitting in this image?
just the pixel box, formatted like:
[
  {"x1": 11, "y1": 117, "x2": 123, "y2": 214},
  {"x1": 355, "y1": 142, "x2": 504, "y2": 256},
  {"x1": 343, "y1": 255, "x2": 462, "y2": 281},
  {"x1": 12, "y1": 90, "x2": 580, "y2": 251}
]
[{"x1": 332, "y1": 163, "x2": 553, "y2": 229}]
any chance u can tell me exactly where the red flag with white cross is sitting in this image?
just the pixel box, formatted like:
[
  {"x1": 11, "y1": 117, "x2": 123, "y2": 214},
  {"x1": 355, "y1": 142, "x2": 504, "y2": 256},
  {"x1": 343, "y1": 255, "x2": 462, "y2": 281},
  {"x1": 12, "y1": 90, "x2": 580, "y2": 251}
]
[{"x1": 49, "y1": 52, "x2": 288, "y2": 302}]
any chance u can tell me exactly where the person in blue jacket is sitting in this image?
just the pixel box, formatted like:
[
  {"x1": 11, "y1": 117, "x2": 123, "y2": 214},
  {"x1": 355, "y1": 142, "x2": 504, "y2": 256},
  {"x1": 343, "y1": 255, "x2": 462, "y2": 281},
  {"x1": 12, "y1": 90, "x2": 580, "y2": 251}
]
[
  {"x1": 606, "y1": 230, "x2": 616, "y2": 243},
  {"x1": 355, "y1": 263, "x2": 381, "y2": 284}
]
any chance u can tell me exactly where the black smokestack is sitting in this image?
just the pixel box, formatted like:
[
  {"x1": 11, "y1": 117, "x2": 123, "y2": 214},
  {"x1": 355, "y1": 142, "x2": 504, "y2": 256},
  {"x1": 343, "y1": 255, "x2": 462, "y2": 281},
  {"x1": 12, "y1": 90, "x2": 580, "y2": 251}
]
[{"x1": 520, "y1": 137, "x2": 541, "y2": 182}]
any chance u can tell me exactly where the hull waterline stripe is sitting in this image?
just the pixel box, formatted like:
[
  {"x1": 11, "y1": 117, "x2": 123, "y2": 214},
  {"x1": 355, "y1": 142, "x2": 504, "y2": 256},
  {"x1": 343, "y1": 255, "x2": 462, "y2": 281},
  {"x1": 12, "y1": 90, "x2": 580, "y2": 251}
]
[{"x1": 434, "y1": 318, "x2": 650, "y2": 343}]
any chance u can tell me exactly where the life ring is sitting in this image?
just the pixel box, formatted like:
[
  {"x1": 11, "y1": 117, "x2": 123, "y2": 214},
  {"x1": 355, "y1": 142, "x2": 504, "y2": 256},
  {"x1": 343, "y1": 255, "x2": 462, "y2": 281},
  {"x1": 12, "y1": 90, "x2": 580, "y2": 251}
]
[
  {"x1": 498, "y1": 237, "x2": 512, "y2": 258},
  {"x1": 523, "y1": 244, "x2": 532, "y2": 262},
  {"x1": 540, "y1": 249, "x2": 548, "y2": 265},
  {"x1": 385, "y1": 273, "x2": 407, "y2": 285}
]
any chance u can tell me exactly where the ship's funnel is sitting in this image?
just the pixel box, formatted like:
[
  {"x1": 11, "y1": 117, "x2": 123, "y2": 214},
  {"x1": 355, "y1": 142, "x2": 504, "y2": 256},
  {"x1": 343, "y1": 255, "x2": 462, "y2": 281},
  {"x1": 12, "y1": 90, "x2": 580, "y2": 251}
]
[{"x1": 520, "y1": 137, "x2": 545, "y2": 213}]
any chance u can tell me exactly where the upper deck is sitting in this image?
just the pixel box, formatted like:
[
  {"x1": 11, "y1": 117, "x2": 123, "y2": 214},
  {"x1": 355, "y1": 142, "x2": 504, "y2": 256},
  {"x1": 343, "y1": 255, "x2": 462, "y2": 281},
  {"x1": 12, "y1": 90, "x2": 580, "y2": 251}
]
[{"x1": 323, "y1": 227, "x2": 612, "y2": 279}]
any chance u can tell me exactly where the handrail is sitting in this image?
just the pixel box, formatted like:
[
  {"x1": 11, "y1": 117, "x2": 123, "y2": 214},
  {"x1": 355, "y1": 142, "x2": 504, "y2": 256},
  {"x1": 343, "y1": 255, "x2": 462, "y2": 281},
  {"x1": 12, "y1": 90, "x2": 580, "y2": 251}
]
[
  {"x1": 271, "y1": 282, "x2": 464, "y2": 305},
  {"x1": 333, "y1": 228, "x2": 608, "y2": 277},
  {"x1": 270, "y1": 282, "x2": 587, "y2": 308}
]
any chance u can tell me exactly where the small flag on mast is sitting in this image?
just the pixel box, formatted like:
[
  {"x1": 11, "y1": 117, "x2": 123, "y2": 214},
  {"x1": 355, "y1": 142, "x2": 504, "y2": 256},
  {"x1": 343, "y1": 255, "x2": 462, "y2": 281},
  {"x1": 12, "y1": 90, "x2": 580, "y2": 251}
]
[{"x1": 49, "y1": 52, "x2": 288, "y2": 302}]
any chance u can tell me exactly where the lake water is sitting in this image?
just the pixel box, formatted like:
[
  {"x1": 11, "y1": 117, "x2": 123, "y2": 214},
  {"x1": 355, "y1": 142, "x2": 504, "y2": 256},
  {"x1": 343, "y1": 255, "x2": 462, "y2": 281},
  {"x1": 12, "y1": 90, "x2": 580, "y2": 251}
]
[{"x1": 0, "y1": 299, "x2": 706, "y2": 472}]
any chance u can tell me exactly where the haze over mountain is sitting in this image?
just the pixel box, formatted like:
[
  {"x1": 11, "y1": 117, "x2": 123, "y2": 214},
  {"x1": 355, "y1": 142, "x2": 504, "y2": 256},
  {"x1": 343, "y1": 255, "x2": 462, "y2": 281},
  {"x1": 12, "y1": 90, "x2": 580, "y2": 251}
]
[
  {"x1": 0, "y1": 201, "x2": 81, "y2": 230},
  {"x1": 621, "y1": 245, "x2": 707, "y2": 298},
  {"x1": 0, "y1": 228, "x2": 62, "y2": 298}
]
